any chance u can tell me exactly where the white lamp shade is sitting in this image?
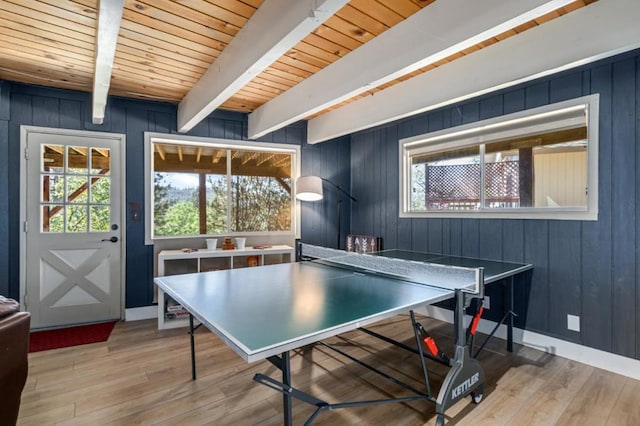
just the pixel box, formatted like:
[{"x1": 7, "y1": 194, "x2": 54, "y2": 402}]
[{"x1": 296, "y1": 176, "x2": 323, "y2": 201}]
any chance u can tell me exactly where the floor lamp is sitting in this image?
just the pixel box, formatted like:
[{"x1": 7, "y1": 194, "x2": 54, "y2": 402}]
[{"x1": 296, "y1": 175, "x2": 357, "y2": 250}]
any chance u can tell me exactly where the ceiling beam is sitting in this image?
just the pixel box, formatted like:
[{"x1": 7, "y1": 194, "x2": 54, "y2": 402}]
[
  {"x1": 307, "y1": 0, "x2": 640, "y2": 144},
  {"x1": 92, "y1": 0, "x2": 124, "y2": 125},
  {"x1": 247, "y1": 0, "x2": 574, "y2": 140},
  {"x1": 177, "y1": 0, "x2": 349, "y2": 133}
]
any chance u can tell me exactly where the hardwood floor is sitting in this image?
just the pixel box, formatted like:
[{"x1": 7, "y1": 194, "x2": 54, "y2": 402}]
[{"x1": 18, "y1": 315, "x2": 640, "y2": 425}]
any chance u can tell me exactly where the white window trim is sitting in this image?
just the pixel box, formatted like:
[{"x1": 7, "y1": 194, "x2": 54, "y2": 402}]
[
  {"x1": 399, "y1": 94, "x2": 599, "y2": 220},
  {"x1": 144, "y1": 132, "x2": 300, "y2": 244}
]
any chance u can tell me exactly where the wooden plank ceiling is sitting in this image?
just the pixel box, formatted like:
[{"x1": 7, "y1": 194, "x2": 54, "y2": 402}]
[{"x1": 0, "y1": 0, "x2": 596, "y2": 129}]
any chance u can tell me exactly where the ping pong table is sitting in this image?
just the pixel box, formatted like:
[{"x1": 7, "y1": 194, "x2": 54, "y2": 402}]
[{"x1": 154, "y1": 243, "x2": 531, "y2": 425}]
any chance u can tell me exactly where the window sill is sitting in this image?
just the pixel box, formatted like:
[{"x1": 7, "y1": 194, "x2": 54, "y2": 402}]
[{"x1": 399, "y1": 209, "x2": 597, "y2": 221}]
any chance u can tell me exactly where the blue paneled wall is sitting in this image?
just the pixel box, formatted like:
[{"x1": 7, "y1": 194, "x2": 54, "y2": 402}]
[
  {"x1": 299, "y1": 135, "x2": 352, "y2": 249},
  {"x1": 349, "y1": 49, "x2": 640, "y2": 360}
]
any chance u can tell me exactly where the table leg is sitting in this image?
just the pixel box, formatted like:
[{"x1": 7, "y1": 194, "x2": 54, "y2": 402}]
[
  {"x1": 455, "y1": 290, "x2": 466, "y2": 348},
  {"x1": 190, "y1": 314, "x2": 196, "y2": 380},
  {"x1": 282, "y1": 351, "x2": 292, "y2": 426},
  {"x1": 507, "y1": 277, "x2": 514, "y2": 352}
]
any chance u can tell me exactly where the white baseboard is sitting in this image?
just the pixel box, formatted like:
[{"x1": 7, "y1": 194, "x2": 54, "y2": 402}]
[
  {"x1": 125, "y1": 305, "x2": 156, "y2": 322},
  {"x1": 418, "y1": 306, "x2": 640, "y2": 381}
]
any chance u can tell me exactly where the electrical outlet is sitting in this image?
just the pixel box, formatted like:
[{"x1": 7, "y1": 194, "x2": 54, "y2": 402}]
[
  {"x1": 483, "y1": 296, "x2": 490, "y2": 310},
  {"x1": 567, "y1": 314, "x2": 580, "y2": 332}
]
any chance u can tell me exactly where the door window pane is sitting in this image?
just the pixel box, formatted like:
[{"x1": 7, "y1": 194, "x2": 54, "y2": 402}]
[
  {"x1": 67, "y1": 146, "x2": 88, "y2": 174},
  {"x1": 91, "y1": 177, "x2": 110, "y2": 204},
  {"x1": 40, "y1": 142, "x2": 114, "y2": 233},
  {"x1": 42, "y1": 205, "x2": 64, "y2": 233},
  {"x1": 66, "y1": 205, "x2": 88, "y2": 232},
  {"x1": 42, "y1": 144, "x2": 64, "y2": 173},
  {"x1": 67, "y1": 176, "x2": 88, "y2": 203},
  {"x1": 90, "y1": 206, "x2": 110, "y2": 232},
  {"x1": 42, "y1": 175, "x2": 64, "y2": 203},
  {"x1": 90, "y1": 148, "x2": 110, "y2": 175}
]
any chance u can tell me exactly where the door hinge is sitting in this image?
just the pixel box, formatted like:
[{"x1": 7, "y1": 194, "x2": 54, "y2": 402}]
[
  {"x1": 23, "y1": 221, "x2": 28, "y2": 233},
  {"x1": 24, "y1": 147, "x2": 28, "y2": 160},
  {"x1": 23, "y1": 293, "x2": 28, "y2": 308}
]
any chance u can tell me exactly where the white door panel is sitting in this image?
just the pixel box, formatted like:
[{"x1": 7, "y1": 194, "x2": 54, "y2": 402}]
[{"x1": 22, "y1": 127, "x2": 124, "y2": 329}]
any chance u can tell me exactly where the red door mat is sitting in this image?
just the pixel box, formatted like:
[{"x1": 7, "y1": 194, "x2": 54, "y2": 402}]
[{"x1": 29, "y1": 321, "x2": 117, "y2": 353}]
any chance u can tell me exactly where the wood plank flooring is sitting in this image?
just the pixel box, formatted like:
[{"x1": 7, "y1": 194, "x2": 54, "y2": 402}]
[{"x1": 18, "y1": 315, "x2": 639, "y2": 425}]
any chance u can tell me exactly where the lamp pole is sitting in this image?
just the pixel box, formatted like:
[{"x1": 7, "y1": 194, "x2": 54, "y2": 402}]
[{"x1": 320, "y1": 178, "x2": 357, "y2": 250}]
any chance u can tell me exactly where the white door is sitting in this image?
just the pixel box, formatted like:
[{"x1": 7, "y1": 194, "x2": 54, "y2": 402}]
[{"x1": 22, "y1": 127, "x2": 124, "y2": 329}]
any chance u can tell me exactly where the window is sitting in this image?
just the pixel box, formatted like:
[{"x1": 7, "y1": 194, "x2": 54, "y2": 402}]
[
  {"x1": 401, "y1": 94, "x2": 599, "y2": 220},
  {"x1": 41, "y1": 144, "x2": 111, "y2": 233},
  {"x1": 145, "y1": 133, "x2": 299, "y2": 242}
]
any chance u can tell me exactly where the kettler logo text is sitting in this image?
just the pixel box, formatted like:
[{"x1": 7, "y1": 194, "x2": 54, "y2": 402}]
[{"x1": 451, "y1": 372, "x2": 480, "y2": 399}]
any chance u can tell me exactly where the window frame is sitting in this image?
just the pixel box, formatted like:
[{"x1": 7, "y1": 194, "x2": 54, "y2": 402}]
[
  {"x1": 144, "y1": 132, "x2": 300, "y2": 244},
  {"x1": 399, "y1": 94, "x2": 599, "y2": 220}
]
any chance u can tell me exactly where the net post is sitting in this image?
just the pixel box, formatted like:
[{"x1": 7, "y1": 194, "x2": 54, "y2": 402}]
[
  {"x1": 475, "y1": 267, "x2": 485, "y2": 299},
  {"x1": 295, "y1": 238, "x2": 302, "y2": 262}
]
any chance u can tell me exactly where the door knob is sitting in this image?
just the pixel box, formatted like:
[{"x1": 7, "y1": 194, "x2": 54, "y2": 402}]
[{"x1": 101, "y1": 236, "x2": 118, "y2": 243}]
